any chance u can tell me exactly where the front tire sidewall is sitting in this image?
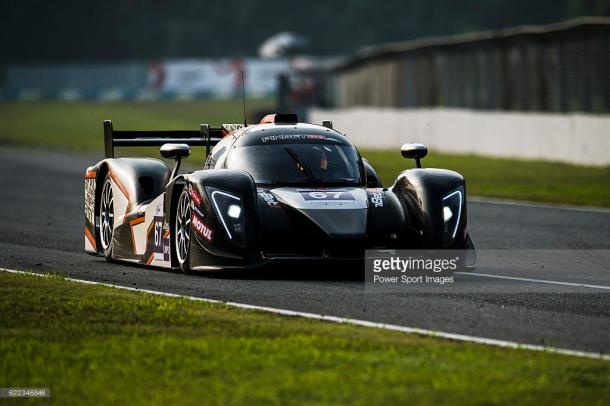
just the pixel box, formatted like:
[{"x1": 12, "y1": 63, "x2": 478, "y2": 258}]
[
  {"x1": 99, "y1": 175, "x2": 114, "y2": 260},
  {"x1": 175, "y1": 189, "x2": 192, "y2": 274}
]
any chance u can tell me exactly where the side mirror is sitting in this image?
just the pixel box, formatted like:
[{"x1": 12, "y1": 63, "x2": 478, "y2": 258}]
[
  {"x1": 161, "y1": 143, "x2": 191, "y2": 179},
  {"x1": 161, "y1": 143, "x2": 191, "y2": 160},
  {"x1": 401, "y1": 143, "x2": 428, "y2": 168}
]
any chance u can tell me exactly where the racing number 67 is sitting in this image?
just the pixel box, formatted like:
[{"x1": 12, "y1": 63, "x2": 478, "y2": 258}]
[
  {"x1": 154, "y1": 221, "x2": 163, "y2": 248},
  {"x1": 308, "y1": 191, "x2": 343, "y2": 199}
]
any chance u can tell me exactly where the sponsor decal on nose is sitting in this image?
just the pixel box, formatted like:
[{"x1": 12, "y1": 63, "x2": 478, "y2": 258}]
[
  {"x1": 192, "y1": 213, "x2": 213, "y2": 242},
  {"x1": 260, "y1": 191, "x2": 281, "y2": 208},
  {"x1": 189, "y1": 185, "x2": 203, "y2": 206},
  {"x1": 369, "y1": 191, "x2": 384, "y2": 207}
]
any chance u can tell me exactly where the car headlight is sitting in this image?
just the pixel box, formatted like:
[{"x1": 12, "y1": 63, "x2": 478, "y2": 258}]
[
  {"x1": 442, "y1": 188, "x2": 463, "y2": 244},
  {"x1": 206, "y1": 187, "x2": 245, "y2": 246}
]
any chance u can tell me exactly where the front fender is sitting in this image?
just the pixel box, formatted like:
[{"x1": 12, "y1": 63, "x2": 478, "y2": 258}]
[
  {"x1": 170, "y1": 170, "x2": 259, "y2": 269},
  {"x1": 391, "y1": 168, "x2": 467, "y2": 248}
]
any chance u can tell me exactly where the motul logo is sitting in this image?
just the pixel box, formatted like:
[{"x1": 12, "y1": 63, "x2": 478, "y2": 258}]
[{"x1": 192, "y1": 214, "x2": 213, "y2": 241}]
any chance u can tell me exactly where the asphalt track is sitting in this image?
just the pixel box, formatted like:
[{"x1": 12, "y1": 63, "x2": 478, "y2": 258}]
[{"x1": 1, "y1": 147, "x2": 609, "y2": 354}]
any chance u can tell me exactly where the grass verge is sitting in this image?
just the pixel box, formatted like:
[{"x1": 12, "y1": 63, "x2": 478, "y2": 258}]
[
  {"x1": 364, "y1": 150, "x2": 610, "y2": 208},
  {"x1": 1, "y1": 271, "x2": 609, "y2": 405},
  {"x1": 0, "y1": 100, "x2": 273, "y2": 151},
  {"x1": 0, "y1": 101, "x2": 608, "y2": 207}
]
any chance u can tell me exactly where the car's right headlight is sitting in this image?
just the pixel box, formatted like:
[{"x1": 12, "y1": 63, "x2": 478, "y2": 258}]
[
  {"x1": 442, "y1": 188, "x2": 463, "y2": 244},
  {"x1": 206, "y1": 187, "x2": 245, "y2": 247}
]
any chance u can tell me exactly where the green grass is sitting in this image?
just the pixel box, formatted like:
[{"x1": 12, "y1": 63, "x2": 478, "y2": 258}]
[
  {"x1": 0, "y1": 101, "x2": 608, "y2": 207},
  {"x1": 0, "y1": 100, "x2": 273, "y2": 151},
  {"x1": 364, "y1": 150, "x2": 610, "y2": 208},
  {"x1": 1, "y1": 271, "x2": 609, "y2": 405}
]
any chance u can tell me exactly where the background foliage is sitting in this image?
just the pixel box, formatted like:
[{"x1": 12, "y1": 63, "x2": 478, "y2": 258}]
[{"x1": 2, "y1": 0, "x2": 610, "y2": 62}]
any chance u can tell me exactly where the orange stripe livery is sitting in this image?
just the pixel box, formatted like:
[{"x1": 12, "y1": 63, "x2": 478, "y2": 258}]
[
  {"x1": 84, "y1": 226, "x2": 96, "y2": 250},
  {"x1": 108, "y1": 168, "x2": 132, "y2": 222},
  {"x1": 129, "y1": 216, "x2": 145, "y2": 254}
]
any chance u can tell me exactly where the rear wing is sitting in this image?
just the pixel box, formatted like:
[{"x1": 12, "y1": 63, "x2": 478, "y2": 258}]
[{"x1": 103, "y1": 120, "x2": 242, "y2": 159}]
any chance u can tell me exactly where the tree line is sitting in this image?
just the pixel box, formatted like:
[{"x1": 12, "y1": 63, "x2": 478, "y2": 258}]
[{"x1": 1, "y1": 0, "x2": 609, "y2": 63}]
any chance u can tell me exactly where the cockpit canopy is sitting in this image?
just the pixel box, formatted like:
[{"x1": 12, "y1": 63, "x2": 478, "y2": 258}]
[{"x1": 227, "y1": 142, "x2": 363, "y2": 186}]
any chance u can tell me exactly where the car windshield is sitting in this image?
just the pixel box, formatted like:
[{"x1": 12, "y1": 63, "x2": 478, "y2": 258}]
[{"x1": 226, "y1": 143, "x2": 363, "y2": 185}]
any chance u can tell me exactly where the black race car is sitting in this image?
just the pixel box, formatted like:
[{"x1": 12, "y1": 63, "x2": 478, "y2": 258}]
[{"x1": 84, "y1": 113, "x2": 475, "y2": 272}]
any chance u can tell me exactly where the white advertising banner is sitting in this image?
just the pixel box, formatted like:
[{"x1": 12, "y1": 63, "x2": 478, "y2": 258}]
[{"x1": 154, "y1": 58, "x2": 290, "y2": 96}]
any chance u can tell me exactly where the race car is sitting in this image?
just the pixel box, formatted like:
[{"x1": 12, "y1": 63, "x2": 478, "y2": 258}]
[{"x1": 84, "y1": 113, "x2": 475, "y2": 272}]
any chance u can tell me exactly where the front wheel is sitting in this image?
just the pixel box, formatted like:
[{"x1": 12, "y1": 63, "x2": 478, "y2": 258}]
[
  {"x1": 175, "y1": 189, "x2": 192, "y2": 273},
  {"x1": 99, "y1": 174, "x2": 114, "y2": 260}
]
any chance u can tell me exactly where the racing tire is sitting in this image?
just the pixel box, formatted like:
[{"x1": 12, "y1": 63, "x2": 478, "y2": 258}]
[
  {"x1": 175, "y1": 188, "x2": 193, "y2": 274},
  {"x1": 99, "y1": 174, "x2": 115, "y2": 260}
]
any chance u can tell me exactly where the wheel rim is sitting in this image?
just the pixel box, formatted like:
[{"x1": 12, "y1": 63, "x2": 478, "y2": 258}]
[
  {"x1": 100, "y1": 179, "x2": 114, "y2": 250},
  {"x1": 175, "y1": 191, "x2": 191, "y2": 264}
]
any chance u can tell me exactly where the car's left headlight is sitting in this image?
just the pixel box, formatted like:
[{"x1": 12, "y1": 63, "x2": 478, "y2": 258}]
[
  {"x1": 442, "y1": 188, "x2": 463, "y2": 244},
  {"x1": 206, "y1": 187, "x2": 245, "y2": 246}
]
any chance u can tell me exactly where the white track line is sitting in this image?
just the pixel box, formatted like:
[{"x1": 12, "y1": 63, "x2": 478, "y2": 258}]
[
  {"x1": 469, "y1": 196, "x2": 610, "y2": 214},
  {"x1": 1, "y1": 267, "x2": 608, "y2": 361},
  {"x1": 456, "y1": 272, "x2": 610, "y2": 290}
]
